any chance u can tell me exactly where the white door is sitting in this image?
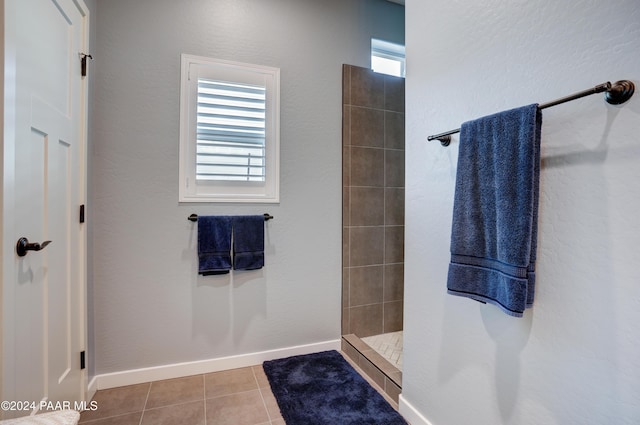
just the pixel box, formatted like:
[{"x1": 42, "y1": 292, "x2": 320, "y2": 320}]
[{"x1": 2, "y1": 0, "x2": 88, "y2": 418}]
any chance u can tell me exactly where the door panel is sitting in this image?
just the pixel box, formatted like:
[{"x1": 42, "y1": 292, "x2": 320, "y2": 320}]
[{"x1": 2, "y1": 0, "x2": 88, "y2": 417}]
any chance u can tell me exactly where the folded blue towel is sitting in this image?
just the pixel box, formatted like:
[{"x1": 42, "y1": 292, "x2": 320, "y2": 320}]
[
  {"x1": 232, "y1": 215, "x2": 265, "y2": 270},
  {"x1": 197, "y1": 216, "x2": 232, "y2": 275},
  {"x1": 447, "y1": 104, "x2": 542, "y2": 317}
]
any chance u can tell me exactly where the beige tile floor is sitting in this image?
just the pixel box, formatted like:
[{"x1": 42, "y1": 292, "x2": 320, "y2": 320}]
[
  {"x1": 80, "y1": 353, "x2": 401, "y2": 425},
  {"x1": 79, "y1": 365, "x2": 283, "y2": 425}
]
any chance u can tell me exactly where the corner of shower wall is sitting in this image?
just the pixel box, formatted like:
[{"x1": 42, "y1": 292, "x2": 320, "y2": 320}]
[{"x1": 341, "y1": 64, "x2": 405, "y2": 400}]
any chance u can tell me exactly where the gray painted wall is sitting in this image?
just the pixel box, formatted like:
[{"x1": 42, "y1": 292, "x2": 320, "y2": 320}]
[
  {"x1": 90, "y1": 0, "x2": 404, "y2": 375},
  {"x1": 403, "y1": 0, "x2": 640, "y2": 424}
]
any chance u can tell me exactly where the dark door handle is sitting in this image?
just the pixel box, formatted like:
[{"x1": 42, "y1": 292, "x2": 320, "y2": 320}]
[{"x1": 16, "y1": 237, "x2": 52, "y2": 257}]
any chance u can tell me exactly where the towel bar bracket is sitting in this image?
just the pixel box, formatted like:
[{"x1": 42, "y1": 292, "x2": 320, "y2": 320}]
[
  {"x1": 436, "y1": 135, "x2": 451, "y2": 147},
  {"x1": 605, "y1": 80, "x2": 635, "y2": 105},
  {"x1": 427, "y1": 132, "x2": 454, "y2": 145}
]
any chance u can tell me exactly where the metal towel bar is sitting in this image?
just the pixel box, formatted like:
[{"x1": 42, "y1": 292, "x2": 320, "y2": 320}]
[
  {"x1": 427, "y1": 80, "x2": 635, "y2": 146},
  {"x1": 188, "y1": 213, "x2": 274, "y2": 222}
]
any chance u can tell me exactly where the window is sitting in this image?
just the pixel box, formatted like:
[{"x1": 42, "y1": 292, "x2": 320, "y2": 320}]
[
  {"x1": 371, "y1": 38, "x2": 405, "y2": 78},
  {"x1": 179, "y1": 54, "x2": 280, "y2": 202}
]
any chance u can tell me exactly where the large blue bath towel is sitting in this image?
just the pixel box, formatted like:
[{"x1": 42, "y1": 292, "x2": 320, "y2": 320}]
[
  {"x1": 447, "y1": 104, "x2": 542, "y2": 317},
  {"x1": 198, "y1": 216, "x2": 232, "y2": 275}
]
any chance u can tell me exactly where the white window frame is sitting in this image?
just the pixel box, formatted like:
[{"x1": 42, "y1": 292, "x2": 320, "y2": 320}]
[{"x1": 179, "y1": 54, "x2": 280, "y2": 203}]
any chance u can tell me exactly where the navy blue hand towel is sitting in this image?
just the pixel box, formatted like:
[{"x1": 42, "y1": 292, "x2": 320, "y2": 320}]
[
  {"x1": 447, "y1": 104, "x2": 542, "y2": 317},
  {"x1": 232, "y1": 215, "x2": 265, "y2": 270},
  {"x1": 197, "y1": 216, "x2": 232, "y2": 275}
]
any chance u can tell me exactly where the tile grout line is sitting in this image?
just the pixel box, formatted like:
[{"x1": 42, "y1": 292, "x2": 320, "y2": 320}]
[
  {"x1": 205, "y1": 386, "x2": 265, "y2": 401},
  {"x1": 252, "y1": 366, "x2": 274, "y2": 423},
  {"x1": 382, "y1": 100, "x2": 388, "y2": 331},
  {"x1": 382, "y1": 96, "x2": 388, "y2": 335},
  {"x1": 138, "y1": 383, "x2": 151, "y2": 425},
  {"x1": 346, "y1": 71, "x2": 352, "y2": 335},
  {"x1": 202, "y1": 374, "x2": 207, "y2": 425}
]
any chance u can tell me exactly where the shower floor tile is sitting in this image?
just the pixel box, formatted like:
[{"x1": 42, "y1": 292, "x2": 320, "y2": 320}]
[{"x1": 361, "y1": 331, "x2": 403, "y2": 371}]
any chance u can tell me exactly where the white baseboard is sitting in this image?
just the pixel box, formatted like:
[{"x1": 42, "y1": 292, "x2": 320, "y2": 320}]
[
  {"x1": 94, "y1": 339, "x2": 341, "y2": 390},
  {"x1": 87, "y1": 375, "x2": 98, "y2": 401},
  {"x1": 399, "y1": 394, "x2": 435, "y2": 425}
]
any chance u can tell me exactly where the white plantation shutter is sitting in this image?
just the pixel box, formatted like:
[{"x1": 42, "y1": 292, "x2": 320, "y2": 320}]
[
  {"x1": 179, "y1": 55, "x2": 280, "y2": 203},
  {"x1": 196, "y1": 79, "x2": 266, "y2": 181}
]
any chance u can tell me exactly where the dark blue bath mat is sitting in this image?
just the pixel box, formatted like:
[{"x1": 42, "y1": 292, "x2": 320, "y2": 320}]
[{"x1": 263, "y1": 350, "x2": 408, "y2": 425}]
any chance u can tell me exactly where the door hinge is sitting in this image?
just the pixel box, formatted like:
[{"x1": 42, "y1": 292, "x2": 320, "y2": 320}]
[
  {"x1": 79, "y1": 204, "x2": 85, "y2": 223},
  {"x1": 80, "y1": 53, "x2": 93, "y2": 77},
  {"x1": 80, "y1": 351, "x2": 86, "y2": 370}
]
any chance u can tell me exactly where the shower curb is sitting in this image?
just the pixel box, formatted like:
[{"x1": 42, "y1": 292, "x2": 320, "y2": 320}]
[{"x1": 342, "y1": 334, "x2": 402, "y2": 403}]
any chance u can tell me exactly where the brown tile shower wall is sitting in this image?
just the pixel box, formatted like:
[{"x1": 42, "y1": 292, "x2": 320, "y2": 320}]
[{"x1": 342, "y1": 65, "x2": 405, "y2": 338}]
